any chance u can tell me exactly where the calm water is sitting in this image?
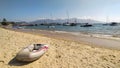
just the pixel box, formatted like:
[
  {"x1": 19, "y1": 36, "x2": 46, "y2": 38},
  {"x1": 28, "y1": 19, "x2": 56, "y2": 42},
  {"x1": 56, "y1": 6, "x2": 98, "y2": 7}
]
[{"x1": 22, "y1": 23, "x2": 120, "y2": 36}]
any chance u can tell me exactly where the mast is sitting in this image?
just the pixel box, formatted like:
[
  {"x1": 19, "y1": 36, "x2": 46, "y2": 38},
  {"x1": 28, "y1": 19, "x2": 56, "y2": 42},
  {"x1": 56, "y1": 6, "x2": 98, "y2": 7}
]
[
  {"x1": 50, "y1": 13, "x2": 53, "y2": 23},
  {"x1": 106, "y1": 16, "x2": 109, "y2": 23},
  {"x1": 50, "y1": 13, "x2": 53, "y2": 20},
  {"x1": 66, "y1": 10, "x2": 69, "y2": 23},
  {"x1": 74, "y1": 18, "x2": 77, "y2": 23}
]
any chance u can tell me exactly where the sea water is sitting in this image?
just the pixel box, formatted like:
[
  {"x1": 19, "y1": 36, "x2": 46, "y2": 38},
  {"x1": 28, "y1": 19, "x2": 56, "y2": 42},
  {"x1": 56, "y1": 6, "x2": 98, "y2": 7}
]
[{"x1": 22, "y1": 23, "x2": 120, "y2": 37}]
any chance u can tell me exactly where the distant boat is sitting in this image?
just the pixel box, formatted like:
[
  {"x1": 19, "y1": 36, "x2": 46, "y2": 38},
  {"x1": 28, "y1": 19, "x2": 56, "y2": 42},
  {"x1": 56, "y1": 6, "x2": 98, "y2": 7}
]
[
  {"x1": 48, "y1": 25, "x2": 55, "y2": 28},
  {"x1": 63, "y1": 22, "x2": 71, "y2": 26},
  {"x1": 109, "y1": 22, "x2": 118, "y2": 26},
  {"x1": 80, "y1": 23, "x2": 92, "y2": 27},
  {"x1": 70, "y1": 23, "x2": 77, "y2": 26},
  {"x1": 12, "y1": 26, "x2": 24, "y2": 29},
  {"x1": 63, "y1": 10, "x2": 76, "y2": 26},
  {"x1": 19, "y1": 23, "x2": 34, "y2": 26},
  {"x1": 63, "y1": 23, "x2": 77, "y2": 26},
  {"x1": 102, "y1": 23, "x2": 109, "y2": 26},
  {"x1": 70, "y1": 19, "x2": 77, "y2": 26},
  {"x1": 103, "y1": 16, "x2": 109, "y2": 26}
]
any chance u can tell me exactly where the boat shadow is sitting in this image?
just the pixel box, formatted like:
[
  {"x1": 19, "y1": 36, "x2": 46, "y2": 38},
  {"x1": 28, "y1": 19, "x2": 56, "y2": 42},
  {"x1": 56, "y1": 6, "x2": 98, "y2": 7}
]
[{"x1": 8, "y1": 57, "x2": 33, "y2": 66}]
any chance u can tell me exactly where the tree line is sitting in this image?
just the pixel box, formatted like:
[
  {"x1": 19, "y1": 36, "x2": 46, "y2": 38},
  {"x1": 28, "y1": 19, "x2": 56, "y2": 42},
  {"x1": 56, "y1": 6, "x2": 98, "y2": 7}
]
[{"x1": 0, "y1": 18, "x2": 15, "y2": 26}]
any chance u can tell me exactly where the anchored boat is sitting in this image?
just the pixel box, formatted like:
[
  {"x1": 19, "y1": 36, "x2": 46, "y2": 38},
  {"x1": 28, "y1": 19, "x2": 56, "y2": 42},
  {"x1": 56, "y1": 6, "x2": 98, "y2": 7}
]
[
  {"x1": 80, "y1": 23, "x2": 93, "y2": 27},
  {"x1": 16, "y1": 44, "x2": 49, "y2": 62}
]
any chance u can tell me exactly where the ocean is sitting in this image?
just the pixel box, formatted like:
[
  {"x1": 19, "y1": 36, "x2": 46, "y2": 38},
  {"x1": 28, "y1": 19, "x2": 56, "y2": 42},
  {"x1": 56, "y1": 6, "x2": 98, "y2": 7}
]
[{"x1": 21, "y1": 23, "x2": 120, "y2": 37}]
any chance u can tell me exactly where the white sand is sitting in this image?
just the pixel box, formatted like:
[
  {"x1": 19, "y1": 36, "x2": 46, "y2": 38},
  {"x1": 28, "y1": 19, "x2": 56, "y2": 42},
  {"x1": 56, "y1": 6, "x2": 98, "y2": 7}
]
[{"x1": 0, "y1": 28, "x2": 120, "y2": 68}]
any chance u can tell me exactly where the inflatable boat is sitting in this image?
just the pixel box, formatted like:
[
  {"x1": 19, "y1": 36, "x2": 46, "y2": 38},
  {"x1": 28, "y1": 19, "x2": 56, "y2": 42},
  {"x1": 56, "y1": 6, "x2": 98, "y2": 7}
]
[{"x1": 16, "y1": 44, "x2": 49, "y2": 62}]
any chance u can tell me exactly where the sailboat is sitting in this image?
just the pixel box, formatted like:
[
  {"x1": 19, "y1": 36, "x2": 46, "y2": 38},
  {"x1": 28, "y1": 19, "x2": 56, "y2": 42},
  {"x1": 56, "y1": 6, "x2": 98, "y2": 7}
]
[
  {"x1": 48, "y1": 13, "x2": 55, "y2": 28},
  {"x1": 63, "y1": 11, "x2": 77, "y2": 26},
  {"x1": 80, "y1": 23, "x2": 92, "y2": 27},
  {"x1": 69, "y1": 19, "x2": 77, "y2": 26},
  {"x1": 103, "y1": 16, "x2": 109, "y2": 26},
  {"x1": 80, "y1": 18, "x2": 93, "y2": 27},
  {"x1": 63, "y1": 11, "x2": 71, "y2": 26}
]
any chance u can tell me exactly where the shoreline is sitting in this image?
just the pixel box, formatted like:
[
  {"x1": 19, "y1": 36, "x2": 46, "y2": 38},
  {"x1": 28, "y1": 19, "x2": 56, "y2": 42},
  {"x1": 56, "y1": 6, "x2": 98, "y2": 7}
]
[
  {"x1": 6, "y1": 28, "x2": 120, "y2": 50},
  {"x1": 13, "y1": 27, "x2": 120, "y2": 41}
]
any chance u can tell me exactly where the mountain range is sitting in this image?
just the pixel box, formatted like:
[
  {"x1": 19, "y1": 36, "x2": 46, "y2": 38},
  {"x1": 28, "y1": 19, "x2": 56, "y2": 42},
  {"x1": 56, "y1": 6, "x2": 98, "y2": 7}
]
[{"x1": 30, "y1": 18, "x2": 104, "y2": 24}]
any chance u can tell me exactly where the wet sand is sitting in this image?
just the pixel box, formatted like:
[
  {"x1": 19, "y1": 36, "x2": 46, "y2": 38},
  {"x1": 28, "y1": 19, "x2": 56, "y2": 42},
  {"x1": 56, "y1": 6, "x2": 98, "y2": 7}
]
[
  {"x1": 1, "y1": 28, "x2": 120, "y2": 68},
  {"x1": 9, "y1": 28, "x2": 120, "y2": 50}
]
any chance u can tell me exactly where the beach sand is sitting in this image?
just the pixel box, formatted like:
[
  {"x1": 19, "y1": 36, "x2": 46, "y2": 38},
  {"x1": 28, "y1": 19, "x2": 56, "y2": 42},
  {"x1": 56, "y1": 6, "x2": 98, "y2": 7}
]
[{"x1": 0, "y1": 28, "x2": 120, "y2": 68}]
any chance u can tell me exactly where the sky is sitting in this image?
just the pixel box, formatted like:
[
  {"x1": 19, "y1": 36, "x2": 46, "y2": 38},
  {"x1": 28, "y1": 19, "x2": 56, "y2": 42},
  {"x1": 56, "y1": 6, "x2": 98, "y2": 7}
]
[{"x1": 0, "y1": 0, "x2": 120, "y2": 22}]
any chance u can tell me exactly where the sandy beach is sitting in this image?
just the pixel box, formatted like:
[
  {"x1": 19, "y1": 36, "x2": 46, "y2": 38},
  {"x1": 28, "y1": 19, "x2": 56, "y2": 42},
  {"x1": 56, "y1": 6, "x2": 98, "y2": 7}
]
[{"x1": 1, "y1": 28, "x2": 120, "y2": 68}]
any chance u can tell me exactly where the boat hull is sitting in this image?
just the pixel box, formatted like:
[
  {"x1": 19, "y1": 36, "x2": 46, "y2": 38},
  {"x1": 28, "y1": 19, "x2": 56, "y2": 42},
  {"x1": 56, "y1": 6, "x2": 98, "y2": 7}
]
[{"x1": 16, "y1": 44, "x2": 48, "y2": 62}]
